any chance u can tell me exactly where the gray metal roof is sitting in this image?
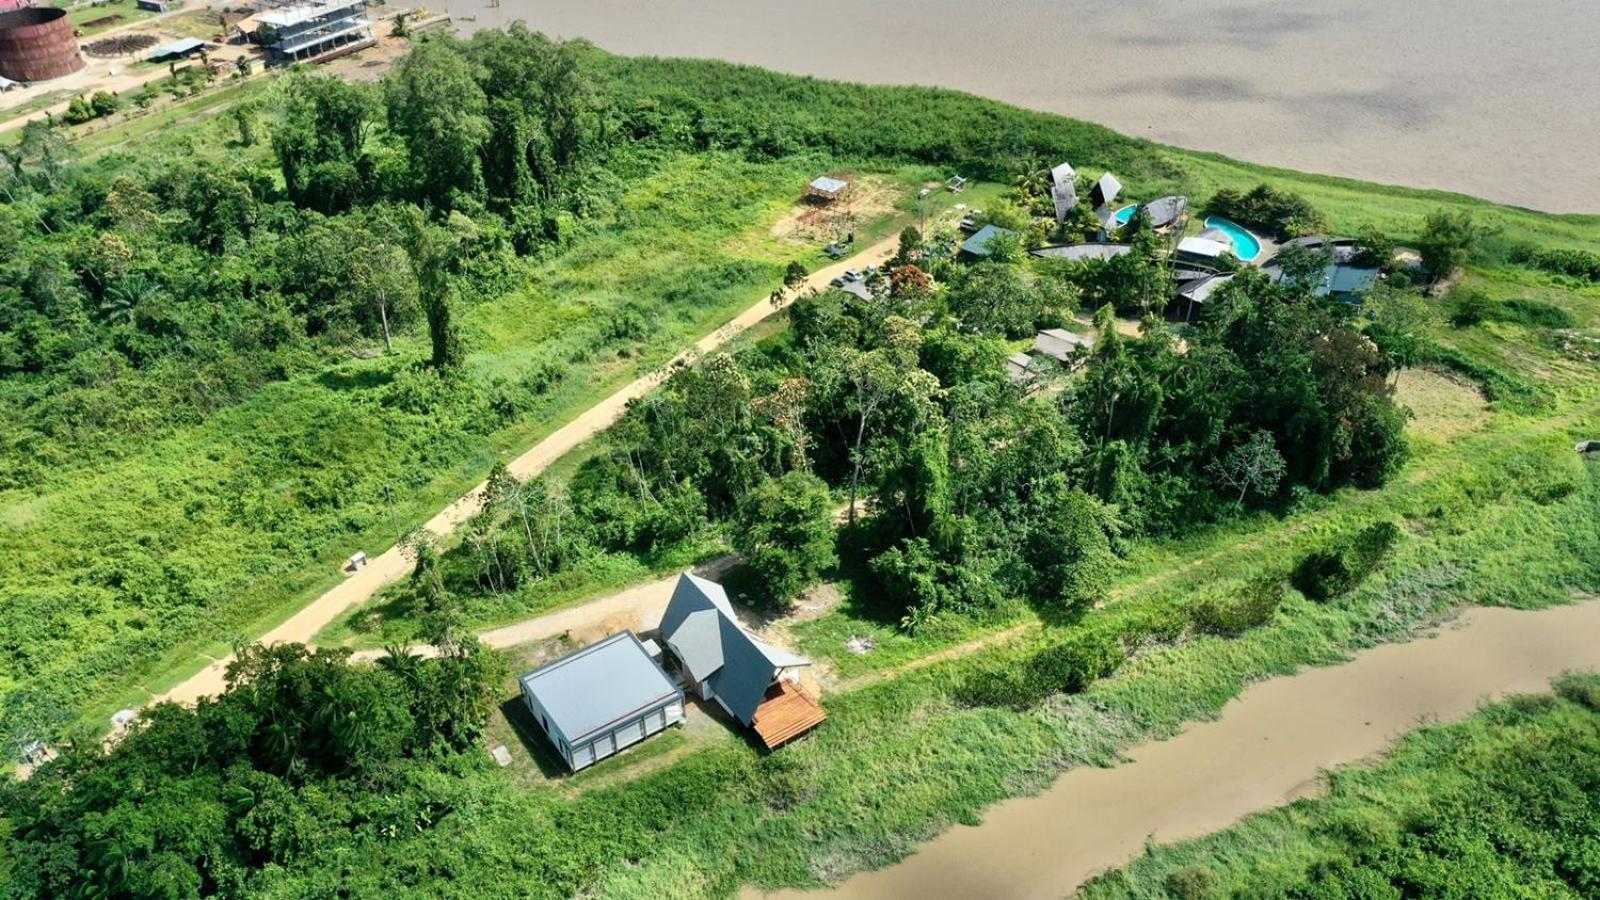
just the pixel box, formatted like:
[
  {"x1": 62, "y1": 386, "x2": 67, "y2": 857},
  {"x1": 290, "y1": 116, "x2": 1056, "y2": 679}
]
[
  {"x1": 959, "y1": 224, "x2": 1017, "y2": 258},
  {"x1": 838, "y1": 280, "x2": 873, "y2": 301},
  {"x1": 1091, "y1": 172, "x2": 1122, "y2": 208},
  {"x1": 1177, "y1": 236, "x2": 1230, "y2": 259},
  {"x1": 1177, "y1": 273, "x2": 1235, "y2": 303},
  {"x1": 1142, "y1": 195, "x2": 1189, "y2": 229},
  {"x1": 809, "y1": 176, "x2": 850, "y2": 194},
  {"x1": 148, "y1": 38, "x2": 210, "y2": 59},
  {"x1": 1029, "y1": 242, "x2": 1133, "y2": 261},
  {"x1": 660, "y1": 574, "x2": 810, "y2": 724},
  {"x1": 1032, "y1": 328, "x2": 1090, "y2": 362},
  {"x1": 519, "y1": 631, "x2": 681, "y2": 744}
]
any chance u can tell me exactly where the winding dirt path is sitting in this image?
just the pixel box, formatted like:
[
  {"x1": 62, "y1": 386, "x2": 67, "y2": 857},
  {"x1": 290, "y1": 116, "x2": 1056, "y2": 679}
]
[{"x1": 152, "y1": 235, "x2": 904, "y2": 707}]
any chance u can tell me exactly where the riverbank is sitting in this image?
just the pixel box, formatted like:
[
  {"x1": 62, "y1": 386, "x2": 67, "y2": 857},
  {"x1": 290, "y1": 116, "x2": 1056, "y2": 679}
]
[
  {"x1": 758, "y1": 599, "x2": 1600, "y2": 899},
  {"x1": 444, "y1": 0, "x2": 1600, "y2": 214},
  {"x1": 1080, "y1": 669, "x2": 1600, "y2": 898}
]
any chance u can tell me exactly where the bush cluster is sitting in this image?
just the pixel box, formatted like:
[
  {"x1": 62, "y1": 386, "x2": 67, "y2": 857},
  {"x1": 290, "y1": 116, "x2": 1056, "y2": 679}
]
[
  {"x1": 1292, "y1": 521, "x2": 1400, "y2": 602},
  {"x1": 1192, "y1": 575, "x2": 1285, "y2": 637},
  {"x1": 1204, "y1": 184, "x2": 1326, "y2": 239},
  {"x1": 1512, "y1": 244, "x2": 1600, "y2": 282}
]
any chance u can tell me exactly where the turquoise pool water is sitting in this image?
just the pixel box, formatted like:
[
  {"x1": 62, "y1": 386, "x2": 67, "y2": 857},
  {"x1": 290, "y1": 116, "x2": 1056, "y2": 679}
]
[
  {"x1": 1113, "y1": 204, "x2": 1138, "y2": 226},
  {"x1": 1203, "y1": 215, "x2": 1263, "y2": 261}
]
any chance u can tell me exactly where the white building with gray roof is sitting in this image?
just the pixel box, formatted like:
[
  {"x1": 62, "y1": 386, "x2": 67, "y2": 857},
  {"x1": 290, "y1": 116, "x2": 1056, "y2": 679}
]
[
  {"x1": 660, "y1": 574, "x2": 826, "y2": 748},
  {"x1": 519, "y1": 631, "x2": 685, "y2": 771}
]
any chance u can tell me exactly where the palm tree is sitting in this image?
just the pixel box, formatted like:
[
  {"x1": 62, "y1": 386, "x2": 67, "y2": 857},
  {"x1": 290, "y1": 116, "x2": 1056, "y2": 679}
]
[{"x1": 100, "y1": 274, "x2": 162, "y2": 324}]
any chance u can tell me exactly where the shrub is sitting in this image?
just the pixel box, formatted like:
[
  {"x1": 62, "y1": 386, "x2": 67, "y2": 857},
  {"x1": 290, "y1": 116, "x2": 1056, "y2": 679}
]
[
  {"x1": 1205, "y1": 184, "x2": 1326, "y2": 239},
  {"x1": 1292, "y1": 521, "x2": 1400, "y2": 602},
  {"x1": 1491, "y1": 297, "x2": 1576, "y2": 329},
  {"x1": 1517, "y1": 246, "x2": 1600, "y2": 282},
  {"x1": 1166, "y1": 865, "x2": 1220, "y2": 900},
  {"x1": 734, "y1": 471, "x2": 837, "y2": 606},
  {"x1": 1448, "y1": 288, "x2": 1494, "y2": 327},
  {"x1": 1554, "y1": 672, "x2": 1600, "y2": 712},
  {"x1": 955, "y1": 628, "x2": 1126, "y2": 709},
  {"x1": 1417, "y1": 208, "x2": 1489, "y2": 279},
  {"x1": 1192, "y1": 575, "x2": 1285, "y2": 637}
]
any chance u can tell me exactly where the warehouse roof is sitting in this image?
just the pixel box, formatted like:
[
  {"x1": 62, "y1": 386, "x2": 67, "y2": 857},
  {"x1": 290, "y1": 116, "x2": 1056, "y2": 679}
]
[{"x1": 519, "y1": 631, "x2": 681, "y2": 743}]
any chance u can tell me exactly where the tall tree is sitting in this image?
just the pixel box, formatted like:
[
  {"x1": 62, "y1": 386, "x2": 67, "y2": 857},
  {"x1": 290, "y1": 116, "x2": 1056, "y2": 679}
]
[
  {"x1": 383, "y1": 39, "x2": 491, "y2": 208},
  {"x1": 402, "y1": 209, "x2": 464, "y2": 370}
]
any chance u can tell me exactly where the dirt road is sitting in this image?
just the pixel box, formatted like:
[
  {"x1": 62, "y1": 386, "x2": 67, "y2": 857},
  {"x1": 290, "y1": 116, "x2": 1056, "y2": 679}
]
[
  {"x1": 347, "y1": 555, "x2": 742, "y2": 663},
  {"x1": 153, "y1": 235, "x2": 904, "y2": 707}
]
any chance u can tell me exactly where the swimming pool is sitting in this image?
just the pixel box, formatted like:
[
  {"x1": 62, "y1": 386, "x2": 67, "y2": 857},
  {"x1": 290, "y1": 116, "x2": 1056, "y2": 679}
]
[
  {"x1": 1113, "y1": 204, "x2": 1138, "y2": 226},
  {"x1": 1202, "y1": 215, "x2": 1263, "y2": 262}
]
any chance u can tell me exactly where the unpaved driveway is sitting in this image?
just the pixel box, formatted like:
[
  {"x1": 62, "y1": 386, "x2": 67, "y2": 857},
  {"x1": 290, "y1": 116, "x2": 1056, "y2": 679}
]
[
  {"x1": 347, "y1": 555, "x2": 742, "y2": 663},
  {"x1": 154, "y1": 235, "x2": 904, "y2": 706}
]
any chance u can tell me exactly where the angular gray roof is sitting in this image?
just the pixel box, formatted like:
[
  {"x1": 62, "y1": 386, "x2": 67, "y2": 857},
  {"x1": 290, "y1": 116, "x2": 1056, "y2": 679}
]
[
  {"x1": 660, "y1": 574, "x2": 810, "y2": 724},
  {"x1": 1090, "y1": 172, "x2": 1122, "y2": 208},
  {"x1": 1051, "y1": 161, "x2": 1079, "y2": 224},
  {"x1": 1142, "y1": 195, "x2": 1189, "y2": 229},
  {"x1": 1177, "y1": 273, "x2": 1235, "y2": 304},
  {"x1": 519, "y1": 631, "x2": 682, "y2": 745},
  {"x1": 809, "y1": 176, "x2": 850, "y2": 193}
]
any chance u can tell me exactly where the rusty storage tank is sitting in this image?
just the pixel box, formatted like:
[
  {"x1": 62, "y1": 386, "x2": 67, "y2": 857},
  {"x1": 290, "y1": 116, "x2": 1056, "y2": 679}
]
[{"x1": 0, "y1": 7, "x2": 86, "y2": 83}]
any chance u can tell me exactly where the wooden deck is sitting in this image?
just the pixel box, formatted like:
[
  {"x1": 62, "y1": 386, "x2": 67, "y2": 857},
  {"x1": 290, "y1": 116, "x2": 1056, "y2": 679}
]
[{"x1": 751, "y1": 680, "x2": 827, "y2": 750}]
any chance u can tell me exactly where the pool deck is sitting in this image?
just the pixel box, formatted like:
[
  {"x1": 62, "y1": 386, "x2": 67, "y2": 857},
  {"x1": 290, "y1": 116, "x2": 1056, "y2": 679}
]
[{"x1": 1201, "y1": 215, "x2": 1268, "y2": 263}]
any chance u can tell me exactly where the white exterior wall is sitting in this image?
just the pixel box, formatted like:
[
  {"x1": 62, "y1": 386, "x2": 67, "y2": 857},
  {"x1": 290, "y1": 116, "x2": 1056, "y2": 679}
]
[{"x1": 567, "y1": 699, "x2": 686, "y2": 771}]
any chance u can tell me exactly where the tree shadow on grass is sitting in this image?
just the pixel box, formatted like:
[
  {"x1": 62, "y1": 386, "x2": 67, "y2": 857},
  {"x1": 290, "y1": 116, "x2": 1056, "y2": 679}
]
[{"x1": 315, "y1": 364, "x2": 396, "y2": 394}]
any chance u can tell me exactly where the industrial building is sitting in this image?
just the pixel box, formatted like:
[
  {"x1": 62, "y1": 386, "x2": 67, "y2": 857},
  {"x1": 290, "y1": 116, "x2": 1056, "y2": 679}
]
[{"x1": 254, "y1": 0, "x2": 373, "y2": 66}]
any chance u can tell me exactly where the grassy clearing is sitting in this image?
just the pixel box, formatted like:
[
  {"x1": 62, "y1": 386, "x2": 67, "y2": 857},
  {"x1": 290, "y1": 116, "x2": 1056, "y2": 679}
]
[
  {"x1": 0, "y1": 138, "x2": 961, "y2": 727},
  {"x1": 61, "y1": 0, "x2": 155, "y2": 35}
]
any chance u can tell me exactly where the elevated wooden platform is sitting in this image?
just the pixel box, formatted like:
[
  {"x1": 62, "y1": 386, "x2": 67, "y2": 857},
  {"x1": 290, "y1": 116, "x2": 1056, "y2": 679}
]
[{"x1": 751, "y1": 680, "x2": 826, "y2": 750}]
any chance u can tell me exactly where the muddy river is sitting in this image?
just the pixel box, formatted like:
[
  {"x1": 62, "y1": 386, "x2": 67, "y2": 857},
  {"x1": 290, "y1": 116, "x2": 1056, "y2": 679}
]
[
  {"x1": 445, "y1": 0, "x2": 1599, "y2": 213},
  {"x1": 754, "y1": 599, "x2": 1600, "y2": 899}
]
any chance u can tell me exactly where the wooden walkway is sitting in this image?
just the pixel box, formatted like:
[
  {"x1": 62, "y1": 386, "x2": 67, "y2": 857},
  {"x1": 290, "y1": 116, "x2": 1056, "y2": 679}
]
[{"x1": 752, "y1": 680, "x2": 827, "y2": 749}]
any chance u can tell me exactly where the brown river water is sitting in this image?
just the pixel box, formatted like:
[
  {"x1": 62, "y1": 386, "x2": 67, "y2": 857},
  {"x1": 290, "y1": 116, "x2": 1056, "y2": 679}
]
[
  {"x1": 747, "y1": 599, "x2": 1600, "y2": 899},
  {"x1": 445, "y1": 0, "x2": 1600, "y2": 214}
]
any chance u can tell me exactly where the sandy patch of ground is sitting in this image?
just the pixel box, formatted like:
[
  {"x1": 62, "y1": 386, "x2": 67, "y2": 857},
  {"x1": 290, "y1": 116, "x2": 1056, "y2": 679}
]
[
  {"x1": 1396, "y1": 366, "x2": 1490, "y2": 442},
  {"x1": 770, "y1": 174, "x2": 904, "y2": 245}
]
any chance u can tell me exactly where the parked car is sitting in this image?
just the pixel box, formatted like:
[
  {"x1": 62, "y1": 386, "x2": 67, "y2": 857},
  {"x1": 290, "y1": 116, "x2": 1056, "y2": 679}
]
[{"x1": 844, "y1": 269, "x2": 864, "y2": 282}]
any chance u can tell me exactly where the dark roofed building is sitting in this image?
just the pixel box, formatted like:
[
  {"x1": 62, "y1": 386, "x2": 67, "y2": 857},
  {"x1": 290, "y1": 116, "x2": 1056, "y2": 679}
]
[
  {"x1": 1141, "y1": 195, "x2": 1189, "y2": 230},
  {"x1": 660, "y1": 574, "x2": 825, "y2": 748},
  {"x1": 519, "y1": 631, "x2": 685, "y2": 771}
]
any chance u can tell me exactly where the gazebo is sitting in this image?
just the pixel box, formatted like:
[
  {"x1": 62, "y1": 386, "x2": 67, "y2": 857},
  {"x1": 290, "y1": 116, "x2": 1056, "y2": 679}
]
[{"x1": 806, "y1": 175, "x2": 852, "y2": 203}]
